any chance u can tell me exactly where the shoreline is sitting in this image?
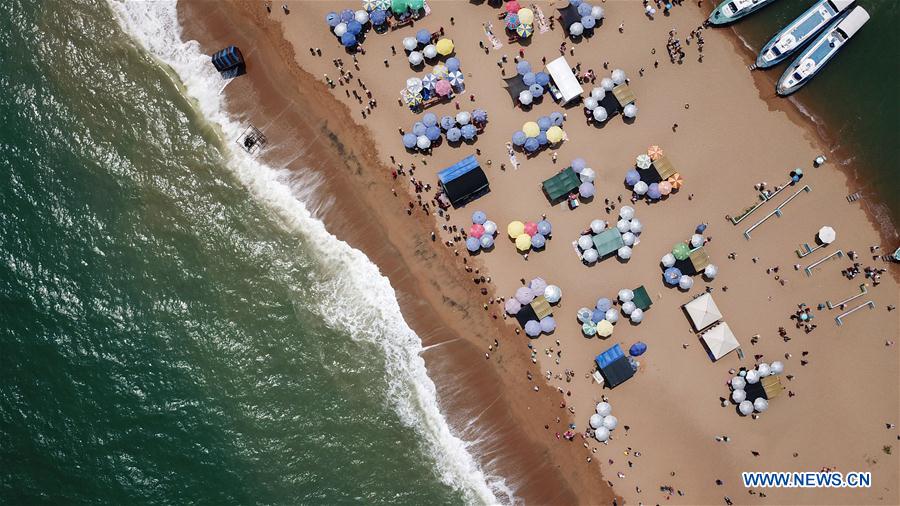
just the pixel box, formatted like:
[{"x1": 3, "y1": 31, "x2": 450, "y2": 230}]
[{"x1": 175, "y1": 1, "x2": 897, "y2": 505}]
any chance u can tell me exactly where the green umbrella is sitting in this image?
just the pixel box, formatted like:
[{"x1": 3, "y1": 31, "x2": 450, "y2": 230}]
[
  {"x1": 408, "y1": 0, "x2": 424, "y2": 9},
  {"x1": 391, "y1": 0, "x2": 407, "y2": 14},
  {"x1": 582, "y1": 322, "x2": 597, "y2": 337},
  {"x1": 672, "y1": 242, "x2": 690, "y2": 261}
]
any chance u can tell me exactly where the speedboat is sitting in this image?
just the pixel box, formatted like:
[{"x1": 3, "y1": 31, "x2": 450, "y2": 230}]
[
  {"x1": 756, "y1": 0, "x2": 855, "y2": 68},
  {"x1": 708, "y1": 0, "x2": 778, "y2": 25},
  {"x1": 776, "y1": 6, "x2": 869, "y2": 95}
]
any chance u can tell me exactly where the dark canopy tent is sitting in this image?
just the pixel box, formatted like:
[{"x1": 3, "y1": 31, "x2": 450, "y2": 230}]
[
  {"x1": 503, "y1": 76, "x2": 530, "y2": 105},
  {"x1": 438, "y1": 155, "x2": 490, "y2": 207},
  {"x1": 514, "y1": 303, "x2": 538, "y2": 327},
  {"x1": 595, "y1": 344, "x2": 635, "y2": 388},
  {"x1": 542, "y1": 167, "x2": 580, "y2": 202},
  {"x1": 211, "y1": 46, "x2": 246, "y2": 78},
  {"x1": 557, "y1": 5, "x2": 581, "y2": 35},
  {"x1": 632, "y1": 285, "x2": 652, "y2": 311}
]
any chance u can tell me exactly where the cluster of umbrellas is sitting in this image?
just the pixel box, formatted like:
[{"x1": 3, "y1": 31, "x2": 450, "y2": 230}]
[
  {"x1": 571, "y1": 158, "x2": 597, "y2": 199},
  {"x1": 617, "y1": 288, "x2": 646, "y2": 323},
  {"x1": 577, "y1": 297, "x2": 617, "y2": 337},
  {"x1": 589, "y1": 401, "x2": 617, "y2": 442},
  {"x1": 404, "y1": 32, "x2": 455, "y2": 67},
  {"x1": 512, "y1": 60, "x2": 552, "y2": 107},
  {"x1": 402, "y1": 109, "x2": 486, "y2": 151},
  {"x1": 566, "y1": 0, "x2": 605, "y2": 37},
  {"x1": 326, "y1": 9, "x2": 374, "y2": 48},
  {"x1": 507, "y1": 219, "x2": 552, "y2": 252},
  {"x1": 504, "y1": 277, "x2": 562, "y2": 337},
  {"x1": 583, "y1": 71, "x2": 636, "y2": 122},
  {"x1": 503, "y1": 2, "x2": 536, "y2": 39},
  {"x1": 577, "y1": 206, "x2": 643, "y2": 265},
  {"x1": 511, "y1": 113, "x2": 566, "y2": 153},
  {"x1": 464, "y1": 211, "x2": 497, "y2": 253},
  {"x1": 729, "y1": 362, "x2": 784, "y2": 417},
  {"x1": 401, "y1": 57, "x2": 462, "y2": 109},
  {"x1": 624, "y1": 147, "x2": 682, "y2": 200}
]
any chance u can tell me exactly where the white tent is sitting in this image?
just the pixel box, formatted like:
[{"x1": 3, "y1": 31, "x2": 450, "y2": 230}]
[
  {"x1": 683, "y1": 292, "x2": 723, "y2": 331},
  {"x1": 701, "y1": 322, "x2": 740, "y2": 361},
  {"x1": 546, "y1": 56, "x2": 584, "y2": 104}
]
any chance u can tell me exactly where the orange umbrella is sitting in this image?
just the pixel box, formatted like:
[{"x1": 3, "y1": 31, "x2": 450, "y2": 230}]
[
  {"x1": 667, "y1": 173, "x2": 683, "y2": 190},
  {"x1": 647, "y1": 145, "x2": 664, "y2": 160}
]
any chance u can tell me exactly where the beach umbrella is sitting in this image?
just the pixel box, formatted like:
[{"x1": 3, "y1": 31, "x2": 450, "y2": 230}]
[
  {"x1": 516, "y1": 61, "x2": 532, "y2": 77},
  {"x1": 439, "y1": 114, "x2": 455, "y2": 130},
  {"x1": 517, "y1": 7, "x2": 534, "y2": 24},
  {"x1": 584, "y1": 97, "x2": 598, "y2": 111},
  {"x1": 422, "y1": 44, "x2": 437, "y2": 59},
  {"x1": 636, "y1": 154, "x2": 652, "y2": 169},
  {"x1": 703, "y1": 264, "x2": 718, "y2": 279},
  {"x1": 621, "y1": 301, "x2": 636, "y2": 315},
  {"x1": 731, "y1": 376, "x2": 746, "y2": 390},
  {"x1": 446, "y1": 127, "x2": 462, "y2": 142},
  {"x1": 661, "y1": 253, "x2": 676, "y2": 268},
  {"x1": 577, "y1": 3, "x2": 592, "y2": 16},
  {"x1": 505, "y1": 12, "x2": 520, "y2": 30},
  {"x1": 623, "y1": 104, "x2": 638, "y2": 118},
  {"x1": 678, "y1": 275, "x2": 694, "y2": 290},
  {"x1": 402, "y1": 36, "x2": 417, "y2": 51},
  {"x1": 354, "y1": 10, "x2": 369, "y2": 24},
  {"x1": 600, "y1": 77, "x2": 614, "y2": 91},
  {"x1": 746, "y1": 370, "x2": 760, "y2": 384},
  {"x1": 512, "y1": 130, "x2": 527, "y2": 146},
  {"x1": 658, "y1": 181, "x2": 672, "y2": 195},
  {"x1": 544, "y1": 285, "x2": 562, "y2": 304},
  {"x1": 472, "y1": 109, "x2": 487, "y2": 124},
  {"x1": 581, "y1": 15, "x2": 596, "y2": 30},
  {"x1": 630, "y1": 308, "x2": 643, "y2": 323},
  {"x1": 334, "y1": 22, "x2": 348, "y2": 36},
  {"x1": 664, "y1": 267, "x2": 682, "y2": 285},
  {"x1": 739, "y1": 400, "x2": 754, "y2": 416},
  {"x1": 537, "y1": 131, "x2": 549, "y2": 146},
  {"x1": 391, "y1": 0, "x2": 408, "y2": 12},
  {"x1": 465, "y1": 236, "x2": 480, "y2": 252},
  {"x1": 402, "y1": 133, "x2": 417, "y2": 149},
  {"x1": 582, "y1": 322, "x2": 596, "y2": 336},
  {"x1": 523, "y1": 73, "x2": 537, "y2": 88},
  {"x1": 590, "y1": 308, "x2": 605, "y2": 324},
  {"x1": 515, "y1": 286, "x2": 534, "y2": 304},
  {"x1": 326, "y1": 12, "x2": 341, "y2": 27},
  {"x1": 504, "y1": 298, "x2": 521, "y2": 315},
  {"x1": 569, "y1": 22, "x2": 584, "y2": 36},
  {"x1": 424, "y1": 125, "x2": 441, "y2": 141},
  {"x1": 590, "y1": 219, "x2": 606, "y2": 234},
  {"x1": 617, "y1": 246, "x2": 632, "y2": 260},
  {"x1": 507, "y1": 221, "x2": 525, "y2": 238},
  {"x1": 624, "y1": 169, "x2": 640, "y2": 186},
  {"x1": 524, "y1": 221, "x2": 538, "y2": 236},
  {"x1": 590, "y1": 413, "x2": 604, "y2": 429},
  {"x1": 672, "y1": 243, "x2": 690, "y2": 260},
  {"x1": 340, "y1": 9, "x2": 355, "y2": 22},
  {"x1": 415, "y1": 135, "x2": 430, "y2": 150},
  {"x1": 435, "y1": 38, "x2": 454, "y2": 56},
  {"x1": 416, "y1": 29, "x2": 431, "y2": 44},
  {"x1": 454, "y1": 111, "x2": 471, "y2": 126},
  {"x1": 408, "y1": 51, "x2": 424, "y2": 65},
  {"x1": 595, "y1": 298, "x2": 612, "y2": 311},
  {"x1": 571, "y1": 158, "x2": 587, "y2": 172},
  {"x1": 471, "y1": 211, "x2": 487, "y2": 225},
  {"x1": 592, "y1": 107, "x2": 608, "y2": 122},
  {"x1": 616, "y1": 219, "x2": 629, "y2": 233},
  {"x1": 602, "y1": 415, "x2": 618, "y2": 431},
  {"x1": 629, "y1": 342, "x2": 647, "y2": 356},
  {"x1": 605, "y1": 309, "x2": 618, "y2": 323},
  {"x1": 690, "y1": 234, "x2": 704, "y2": 248},
  {"x1": 695, "y1": 223, "x2": 707, "y2": 234},
  {"x1": 515, "y1": 234, "x2": 532, "y2": 251},
  {"x1": 540, "y1": 316, "x2": 556, "y2": 333},
  {"x1": 480, "y1": 234, "x2": 494, "y2": 249},
  {"x1": 618, "y1": 289, "x2": 634, "y2": 302},
  {"x1": 421, "y1": 73, "x2": 437, "y2": 91},
  {"x1": 591, "y1": 5, "x2": 605, "y2": 18},
  {"x1": 469, "y1": 223, "x2": 485, "y2": 238},
  {"x1": 582, "y1": 248, "x2": 599, "y2": 264},
  {"x1": 633, "y1": 180, "x2": 648, "y2": 195},
  {"x1": 732, "y1": 389, "x2": 746, "y2": 403},
  {"x1": 577, "y1": 307, "x2": 593, "y2": 324},
  {"x1": 404, "y1": 93, "x2": 422, "y2": 108},
  {"x1": 619, "y1": 206, "x2": 635, "y2": 220},
  {"x1": 408, "y1": 0, "x2": 424, "y2": 10},
  {"x1": 648, "y1": 145, "x2": 663, "y2": 160},
  {"x1": 516, "y1": 22, "x2": 534, "y2": 38},
  {"x1": 422, "y1": 112, "x2": 437, "y2": 127},
  {"x1": 524, "y1": 137, "x2": 539, "y2": 152},
  {"x1": 753, "y1": 398, "x2": 768, "y2": 413},
  {"x1": 770, "y1": 361, "x2": 784, "y2": 375},
  {"x1": 537, "y1": 220, "x2": 552, "y2": 236},
  {"x1": 611, "y1": 68, "x2": 626, "y2": 85},
  {"x1": 370, "y1": 9, "x2": 387, "y2": 25},
  {"x1": 529, "y1": 83, "x2": 544, "y2": 97},
  {"x1": 591, "y1": 87, "x2": 606, "y2": 100},
  {"x1": 434, "y1": 79, "x2": 451, "y2": 96},
  {"x1": 622, "y1": 232, "x2": 635, "y2": 247},
  {"x1": 412, "y1": 121, "x2": 427, "y2": 136},
  {"x1": 596, "y1": 319, "x2": 614, "y2": 337},
  {"x1": 537, "y1": 116, "x2": 552, "y2": 131},
  {"x1": 668, "y1": 173, "x2": 683, "y2": 190},
  {"x1": 629, "y1": 219, "x2": 643, "y2": 234},
  {"x1": 522, "y1": 121, "x2": 540, "y2": 137},
  {"x1": 375, "y1": 0, "x2": 391, "y2": 10},
  {"x1": 448, "y1": 70, "x2": 465, "y2": 88},
  {"x1": 535, "y1": 73, "x2": 550, "y2": 87},
  {"x1": 445, "y1": 57, "x2": 461, "y2": 72},
  {"x1": 577, "y1": 235, "x2": 594, "y2": 251},
  {"x1": 596, "y1": 401, "x2": 612, "y2": 416},
  {"x1": 647, "y1": 183, "x2": 661, "y2": 200},
  {"x1": 524, "y1": 320, "x2": 542, "y2": 337},
  {"x1": 818, "y1": 226, "x2": 836, "y2": 244},
  {"x1": 757, "y1": 363, "x2": 771, "y2": 376},
  {"x1": 432, "y1": 63, "x2": 449, "y2": 78},
  {"x1": 546, "y1": 126, "x2": 564, "y2": 144},
  {"x1": 506, "y1": 0, "x2": 521, "y2": 13},
  {"x1": 594, "y1": 427, "x2": 609, "y2": 442},
  {"x1": 518, "y1": 90, "x2": 533, "y2": 106},
  {"x1": 481, "y1": 221, "x2": 497, "y2": 237}
]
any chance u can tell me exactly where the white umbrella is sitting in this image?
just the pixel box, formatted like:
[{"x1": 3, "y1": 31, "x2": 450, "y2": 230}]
[
  {"x1": 731, "y1": 389, "x2": 746, "y2": 403},
  {"x1": 757, "y1": 363, "x2": 770, "y2": 376},
  {"x1": 402, "y1": 36, "x2": 417, "y2": 51},
  {"x1": 691, "y1": 234, "x2": 704, "y2": 248},
  {"x1": 621, "y1": 301, "x2": 636, "y2": 315},
  {"x1": 455, "y1": 110, "x2": 470, "y2": 125},
  {"x1": 354, "y1": 10, "x2": 369, "y2": 24},
  {"x1": 590, "y1": 219, "x2": 606, "y2": 234},
  {"x1": 591, "y1": 5, "x2": 605, "y2": 19},
  {"x1": 623, "y1": 104, "x2": 638, "y2": 118},
  {"x1": 634, "y1": 181, "x2": 648, "y2": 195},
  {"x1": 518, "y1": 90, "x2": 533, "y2": 105},
  {"x1": 408, "y1": 51, "x2": 424, "y2": 65},
  {"x1": 544, "y1": 285, "x2": 562, "y2": 304},
  {"x1": 622, "y1": 232, "x2": 635, "y2": 247},
  {"x1": 731, "y1": 376, "x2": 746, "y2": 390},
  {"x1": 423, "y1": 44, "x2": 437, "y2": 59},
  {"x1": 405, "y1": 77, "x2": 423, "y2": 93},
  {"x1": 602, "y1": 415, "x2": 618, "y2": 430},
  {"x1": 594, "y1": 426, "x2": 610, "y2": 442},
  {"x1": 753, "y1": 398, "x2": 769, "y2": 412},
  {"x1": 629, "y1": 307, "x2": 643, "y2": 322},
  {"x1": 580, "y1": 167, "x2": 596, "y2": 183},
  {"x1": 592, "y1": 106, "x2": 608, "y2": 122},
  {"x1": 578, "y1": 235, "x2": 594, "y2": 251},
  {"x1": 661, "y1": 253, "x2": 676, "y2": 267},
  {"x1": 596, "y1": 402, "x2": 612, "y2": 416},
  {"x1": 600, "y1": 77, "x2": 614, "y2": 91},
  {"x1": 629, "y1": 219, "x2": 643, "y2": 234},
  {"x1": 582, "y1": 248, "x2": 599, "y2": 263},
  {"x1": 584, "y1": 97, "x2": 598, "y2": 110},
  {"x1": 704, "y1": 264, "x2": 718, "y2": 279},
  {"x1": 618, "y1": 289, "x2": 634, "y2": 302},
  {"x1": 738, "y1": 400, "x2": 753, "y2": 416},
  {"x1": 770, "y1": 361, "x2": 784, "y2": 374},
  {"x1": 616, "y1": 219, "x2": 630, "y2": 233},
  {"x1": 591, "y1": 87, "x2": 605, "y2": 100},
  {"x1": 483, "y1": 220, "x2": 497, "y2": 236},
  {"x1": 678, "y1": 275, "x2": 694, "y2": 290},
  {"x1": 611, "y1": 68, "x2": 626, "y2": 85},
  {"x1": 746, "y1": 370, "x2": 759, "y2": 384},
  {"x1": 334, "y1": 23, "x2": 348, "y2": 36},
  {"x1": 636, "y1": 154, "x2": 652, "y2": 169},
  {"x1": 617, "y1": 246, "x2": 632, "y2": 260},
  {"x1": 818, "y1": 226, "x2": 836, "y2": 244},
  {"x1": 619, "y1": 206, "x2": 635, "y2": 220},
  {"x1": 416, "y1": 135, "x2": 430, "y2": 150},
  {"x1": 590, "y1": 413, "x2": 604, "y2": 429},
  {"x1": 604, "y1": 309, "x2": 618, "y2": 323}
]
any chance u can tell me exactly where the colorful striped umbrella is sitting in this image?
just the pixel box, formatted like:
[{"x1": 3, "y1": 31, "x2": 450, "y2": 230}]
[
  {"x1": 421, "y1": 73, "x2": 437, "y2": 90},
  {"x1": 431, "y1": 63, "x2": 449, "y2": 79},
  {"x1": 516, "y1": 23, "x2": 534, "y2": 38},
  {"x1": 447, "y1": 70, "x2": 464, "y2": 88},
  {"x1": 505, "y1": 13, "x2": 519, "y2": 30},
  {"x1": 375, "y1": 0, "x2": 391, "y2": 10},
  {"x1": 363, "y1": 0, "x2": 377, "y2": 11},
  {"x1": 648, "y1": 145, "x2": 664, "y2": 160},
  {"x1": 667, "y1": 173, "x2": 683, "y2": 190},
  {"x1": 403, "y1": 91, "x2": 422, "y2": 106}
]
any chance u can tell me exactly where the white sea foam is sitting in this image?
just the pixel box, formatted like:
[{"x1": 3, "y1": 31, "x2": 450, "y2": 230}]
[{"x1": 107, "y1": 1, "x2": 511, "y2": 503}]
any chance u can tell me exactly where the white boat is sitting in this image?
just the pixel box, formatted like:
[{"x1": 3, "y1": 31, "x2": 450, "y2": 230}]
[
  {"x1": 708, "y1": 0, "x2": 779, "y2": 26},
  {"x1": 756, "y1": 0, "x2": 855, "y2": 68},
  {"x1": 776, "y1": 6, "x2": 869, "y2": 95}
]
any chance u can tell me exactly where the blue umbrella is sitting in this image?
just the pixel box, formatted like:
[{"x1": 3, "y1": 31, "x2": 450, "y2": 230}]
[
  {"x1": 340, "y1": 9, "x2": 354, "y2": 22},
  {"x1": 340, "y1": 32, "x2": 358, "y2": 47},
  {"x1": 535, "y1": 72, "x2": 550, "y2": 87},
  {"x1": 537, "y1": 219, "x2": 552, "y2": 236},
  {"x1": 664, "y1": 267, "x2": 682, "y2": 285},
  {"x1": 370, "y1": 9, "x2": 387, "y2": 25},
  {"x1": 512, "y1": 130, "x2": 527, "y2": 146},
  {"x1": 516, "y1": 60, "x2": 531, "y2": 75},
  {"x1": 550, "y1": 111, "x2": 564, "y2": 126},
  {"x1": 472, "y1": 211, "x2": 487, "y2": 224},
  {"x1": 629, "y1": 342, "x2": 647, "y2": 356},
  {"x1": 524, "y1": 320, "x2": 542, "y2": 337},
  {"x1": 582, "y1": 15, "x2": 596, "y2": 30},
  {"x1": 480, "y1": 234, "x2": 494, "y2": 249},
  {"x1": 591, "y1": 308, "x2": 605, "y2": 323},
  {"x1": 570, "y1": 0, "x2": 583, "y2": 6},
  {"x1": 529, "y1": 83, "x2": 544, "y2": 97},
  {"x1": 446, "y1": 127, "x2": 462, "y2": 142},
  {"x1": 572, "y1": 158, "x2": 586, "y2": 172},
  {"x1": 524, "y1": 137, "x2": 540, "y2": 152},
  {"x1": 422, "y1": 112, "x2": 437, "y2": 127},
  {"x1": 648, "y1": 182, "x2": 661, "y2": 200},
  {"x1": 625, "y1": 169, "x2": 640, "y2": 186},
  {"x1": 523, "y1": 72, "x2": 536, "y2": 86},
  {"x1": 466, "y1": 236, "x2": 481, "y2": 252},
  {"x1": 416, "y1": 28, "x2": 431, "y2": 44},
  {"x1": 402, "y1": 132, "x2": 417, "y2": 148},
  {"x1": 440, "y1": 115, "x2": 455, "y2": 130},
  {"x1": 537, "y1": 132, "x2": 548, "y2": 145},
  {"x1": 596, "y1": 298, "x2": 612, "y2": 311},
  {"x1": 531, "y1": 233, "x2": 546, "y2": 249},
  {"x1": 579, "y1": 181, "x2": 595, "y2": 198},
  {"x1": 347, "y1": 20, "x2": 363, "y2": 34},
  {"x1": 540, "y1": 316, "x2": 557, "y2": 333},
  {"x1": 538, "y1": 116, "x2": 552, "y2": 131},
  {"x1": 472, "y1": 109, "x2": 487, "y2": 124},
  {"x1": 412, "y1": 122, "x2": 427, "y2": 136},
  {"x1": 326, "y1": 12, "x2": 340, "y2": 27},
  {"x1": 577, "y1": 3, "x2": 592, "y2": 16},
  {"x1": 461, "y1": 124, "x2": 477, "y2": 140},
  {"x1": 446, "y1": 57, "x2": 460, "y2": 72},
  {"x1": 425, "y1": 125, "x2": 441, "y2": 141},
  {"x1": 696, "y1": 223, "x2": 707, "y2": 233}
]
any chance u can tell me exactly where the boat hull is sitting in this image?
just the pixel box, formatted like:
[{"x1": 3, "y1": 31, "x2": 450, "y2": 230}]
[{"x1": 708, "y1": 0, "x2": 778, "y2": 25}]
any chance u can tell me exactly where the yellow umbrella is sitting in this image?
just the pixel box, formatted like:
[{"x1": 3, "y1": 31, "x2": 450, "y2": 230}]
[
  {"x1": 667, "y1": 172, "x2": 683, "y2": 190},
  {"x1": 507, "y1": 220, "x2": 525, "y2": 238},
  {"x1": 596, "y1": 319, "x2": 614, "y2": 337},
  {"x1": 522, "y1": 121, "x2": 540, "y2": 137},
  {"x1": 435, "y1": 38, "x2": 454, "y2": 56},
  {"x1": 647, "y1": 145, "x2": 664, "y2": 160},
  {"x1": 517, "y1": 7, "x2": 534, "y2": 25},
  {"x1": 546, "y1": 126, "x2": 564, "y2": 143},
  {"x1": 515, "y1": 233, "x2": 532, "y2": 251}
]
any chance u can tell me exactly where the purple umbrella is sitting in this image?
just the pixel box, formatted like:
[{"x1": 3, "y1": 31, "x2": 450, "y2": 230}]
[
  {"x1": 446, "y1": 127, "x2": 462, "y2": 142},
  {"x1": 524, "y1": 320, "x2": 542, "y2": 337},
  {"x1": 440, "y1": 115, "x2": 455, "y2": 130},
  {"x1": 540, "y1": 316, "x2": 557, "y2": 333},
  {"x1": 537, "y1": 220, "x2": 552, "y2": 236},
  {"x1": 596, "y1": 297, "x2": 612, "y2": 311},
  {"x1": 579, "y1": 182, "x2": 595, "y2": 198},
  {"x1": 347, "y1": 20, "x2": 363, "y2": 34},
  {"x1": 422, "y1": 112, "x2": 437, "y2": 127},
  {"x1": 472, "y1": 109, "x2": 487, "y2": 124},
  {"x1": 340, "y1": 9, "x2": 354, "y2": 22},
  {"x1": 536, "y1": 132, "x2": 548, "y2": 145},
  {"x1": 529, "y1": 83, "x2": 544, "y2": 97},
  {"x1": 591, "y1": 308, "x2": 605, "y2": 323},
  {"x1": 625, "y1": 169, "x2": 640, "y2": 186},
  {"x1": 572, "y1": 158, "x2": 586, "y2": 172},
  {"x1": 537, "y1": 116, "x2": 552, "y2": 131},
  {"x1": 647, "y1": 183, "x2": 661, "y2": 200},
  {"x1": 505, "y1": 298, "x2": 522, "y2": 314},
  {"x1": 370, "y1": 9, "x2": 387, "y2": 25},
  {"x1": 465, "y1": 236, "x2": 480, "y2": 252},
  {"x1": 340, "y1": 32, "x2": 358, "y2": 47},
  {"x1": 512, "y1": 130, "x2": 527, "y2": 146},
  {"x1": 531, "y1": 233, "x2": 546, "y2": 248},
  {"x1": 461, "y1": 124, "x2": 477, "y2": 140},
  {"x1": 412, "y1": 122, "x2": 426, "y2": 136}
]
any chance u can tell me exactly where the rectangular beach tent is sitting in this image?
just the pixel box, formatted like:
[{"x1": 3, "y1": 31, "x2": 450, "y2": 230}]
[
  {"x1": 683, "y1": 292, "x2": 723, "y2": 331},
  {"x1": 689, "y1": 247, "x2": 710, "y2": 272},
  {"x1": 595, "y1": 344, "x2": 635, "y2": 388},
  {"x1": 612, "y1": 84, "x2": 636, "y2": 107},
  {"x1": 700, "y1": 321, "x2": 740, "y2": 361},
  {"x1": 545, "y1": 56, "x2": 583, "y2": 104},
  {"x1": 632, "y1": 285, "x2": 652, "y2": 311},
  {"x1": 652, "y1": 155, "x2": 676, "y2": 181},
  {"x1": 542, "y1": 167, "x2": 581, "y2": 202},
  {"x1": 438, "y1": 155, "x2": 489, "y2": 207},
  {"x1": 592, "y1": 228, "x2": 625, "y2": 258},
  {"x1": 530, "y1": 296, "x2": 552, "y2": 320}
]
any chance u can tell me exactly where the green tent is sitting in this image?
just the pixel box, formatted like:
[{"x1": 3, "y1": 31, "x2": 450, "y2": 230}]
[
  {"x1": 542, "y1": 167, "x2": 580, "y2": 202},
  {"x1": 632, "y1": 285, "x2": 652, "y2": 311},
  {"x1": 592, "y1": 228, "x2": 624, "y2": 257}
]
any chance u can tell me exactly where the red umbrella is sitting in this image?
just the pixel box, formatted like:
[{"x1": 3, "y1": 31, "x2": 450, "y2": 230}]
[
  {"x1": 469, "y1": 223, "x2": 485, "y2": 238},
  {"x1": 524, "y1": 221, "x2": 538, "y2": 236},
  {"x1": 505, "y1": 1, "x2": 521, "y2": 13},
  {"x1": 434, "y1": 79, "x2": 452, "y2": 96}
]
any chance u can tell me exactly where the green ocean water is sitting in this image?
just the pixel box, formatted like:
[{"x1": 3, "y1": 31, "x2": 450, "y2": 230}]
[{"x1": 0, "y1": 0, "x2": 497, "y2": 503}]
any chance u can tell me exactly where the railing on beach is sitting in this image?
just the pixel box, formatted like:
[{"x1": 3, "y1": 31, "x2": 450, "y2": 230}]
[{"x1": 742, "y1": 185, "x2": 812, "y2": 239}]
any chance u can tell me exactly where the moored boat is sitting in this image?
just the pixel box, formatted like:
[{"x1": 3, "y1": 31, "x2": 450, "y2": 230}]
[
  {"x1": 756, "y1": 0, "x2": 856, "y2": 68},
  {"x1": 776, "y1": 6, "x2": 869, "y2": 95},
  {"x1": 708, "y1": 0, "x2": 779, "y2": 26}
]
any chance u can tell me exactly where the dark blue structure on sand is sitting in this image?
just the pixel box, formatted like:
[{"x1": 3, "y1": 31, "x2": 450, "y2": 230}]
[{"x1": 211, "y1": 46, "x2": 246, "y2": 78}]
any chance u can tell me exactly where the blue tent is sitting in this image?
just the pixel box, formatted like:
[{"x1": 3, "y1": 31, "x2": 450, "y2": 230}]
[
  {"x1": 595, "y1": 344, "x2": 635, "y2": 388},
  {"x1": 437, "y1": 155, "x2": 489, "y2": 207},
  {"x1": 211, "y1": 46, "x2": 245, "y2": 77}
]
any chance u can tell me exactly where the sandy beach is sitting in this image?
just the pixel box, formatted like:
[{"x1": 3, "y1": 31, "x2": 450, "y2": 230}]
[{"x1": 179, "y1": 1, "x2": 898, "y2": 504}]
